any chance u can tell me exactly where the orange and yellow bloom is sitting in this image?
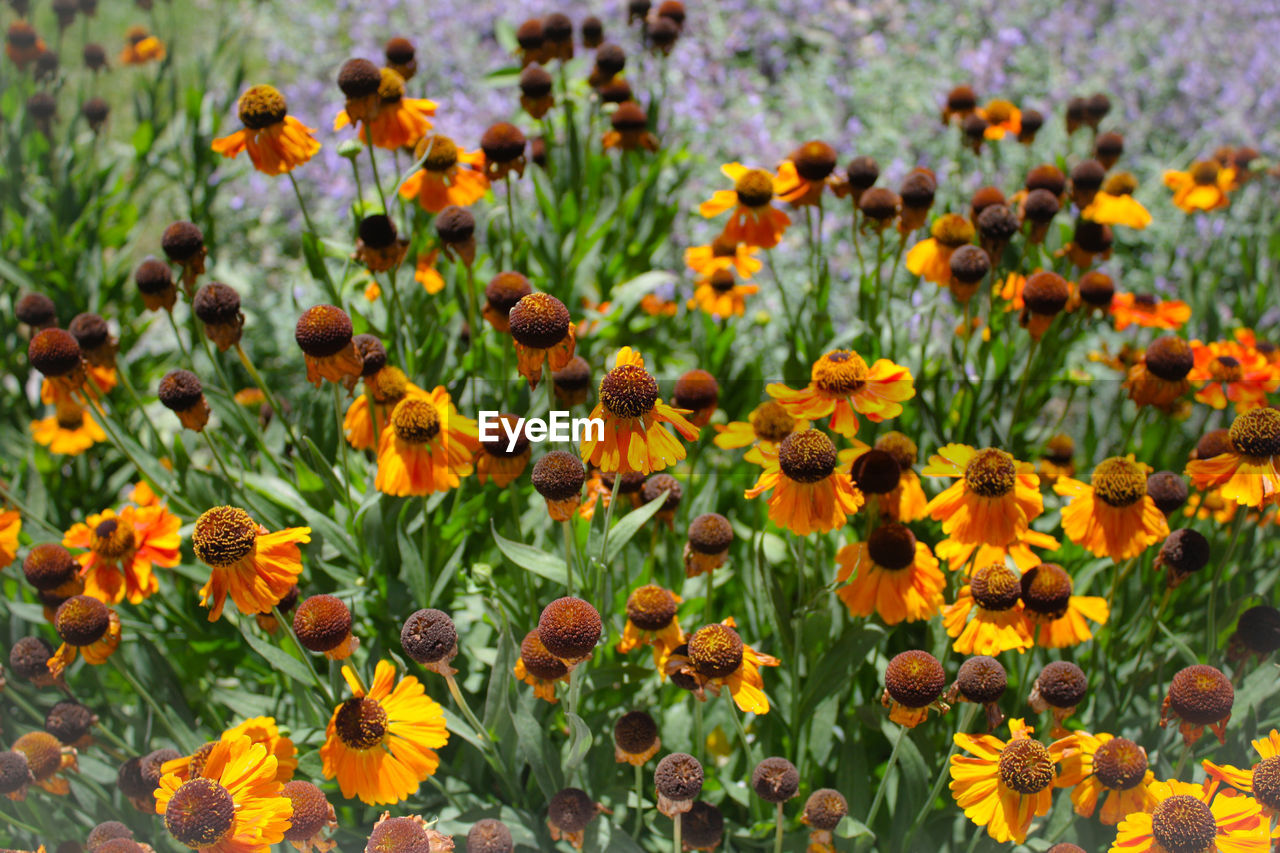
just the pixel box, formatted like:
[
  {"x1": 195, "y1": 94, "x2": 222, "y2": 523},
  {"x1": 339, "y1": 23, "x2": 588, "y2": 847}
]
[
  {"x1": 1110, "y1": 778, "x2": 1269, "y2": 852},
  {"x1": 375, "y1": 388, "x2": 480, "y2": 496},
  {"x1": 334, "y1": 67, "x2": 435, "y2": 150},
  {"x1": 745, "y1": 429, "x2": 864, "y2": 536},
  {"x1": 835, "y1": 522, "x2": 945, "y2": 625},
  {"x1": 699, "y1": 163, "x2": 792, "y2": 249},
  {"x1": 321, "y1": 660, "x2": 448, "y2": 805},
  {"x1": 1186, "y1": 408, "x2": 1280, "y2": 508},
  {"x1": 1188, "y1": 338, "x2": 1278, "y2": 412},
  {"x1": 191, "y1": 506, "x2": 310, "y2": 622},
  {"x1": 398, "y1": 134, "x2": 489, "y2": 213},
  {"x1": 1050, "y1": 732, "x2": 1157, "y2": 825},
  {"x1": 62, "y1": 497, "x2": 181, "y2": 605},
  {"x1": 1164, "y1": 161, "x2": 1237, "y2": 213},
  {"x1": 767, "y1": 349, "x2": 914, "y2": 439},
  {"x1": 950, "y1": 718, "x2": 1056, "y2": 844},
  {"x1": 212, "y1": 85, "x2": 320, "y2": 175},
  {"x1": 1055, "y1": 456, "x2": 1170, "y2": 560}
]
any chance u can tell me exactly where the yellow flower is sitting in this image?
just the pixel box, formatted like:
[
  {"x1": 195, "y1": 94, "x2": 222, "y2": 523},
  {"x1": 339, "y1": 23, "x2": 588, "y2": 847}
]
[
  {"x1": 835, "y1": 523, "x2": 945, "y2": 625},
  {"x1": 1050, "y1": 731, "x2": 1158, "y2": 825},
  {"x1": 1110, "y1": 778, "x2": 1268, "y2": 852},
  {"x1": 191, "y1": 506, "x2": 310, "y2": 622},
  {"x1": 1055, "y1": 456, "x2": 1170, "y2": 560},
  {"x1": 320, "y1": 661, "x2": 448, "y2": 805},
  {"x1": 31, "y1": 403, "x2": 106, "y2": 455},
  {"x1": 767, "y1": 349, "x2": 914, "y2": 439},
  {"x1": 211, "y1": 85, "x2": 320, "y2": 175},
  {"x1": 949, "y1": 718, "x2": 1056, "y2": 844}
]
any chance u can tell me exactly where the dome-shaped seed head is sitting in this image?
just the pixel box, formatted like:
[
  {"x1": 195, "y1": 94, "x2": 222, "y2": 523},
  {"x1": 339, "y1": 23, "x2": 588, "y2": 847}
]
[
  {"x1": 672, "y1": 368, "x2": 718, "y2": 412},
  {"x1": 16, "y1": 291, "x2": 56, "y2": 327},
  {"x1": 161, "y1": 221, "x2": 204, "y2": 263},
  {"x1": 1025, "y1": 164, "x2": 1067, "y2": 196},
  {"x1": 0, "y1": 751, "x2": 32, "y2": 796},
  {"x1": 858, "y1": 187, "x2": 899, "y2": 220},
  {"x1": 682, "y1": 801, "x2": 724, "y2": 848},
  {"x1": 192, "y1": 282, "x2": 240, "y2": 327},
  {"x1": 851, "y1": 448, "x2": 901, "y2": 495},
  {"x1": 884, "y1": 650, "x2": 946, "y2": 708},
  {"x1": 626, "y1": 585, "x2": 679, "y2": 631},
  {"x1": 295, "y1": 304, "x2": 354, "y2": 357},
  {"x1": 1236, "y1": 605, "x2": 1280, "y2": 655},
  {"x1": 641, "y1": 473, "x2": 682, "y2": 510},
  {"x1": 899, "y1": 168, "x2": 937, "y2": 207},
  {"x1": 1071, "y1": 159, "x2": 1106, "y2": 192},
  {"x1": 538, "y1": 596, "x2": 602, "y2": 660},
  {"x1": 949, "y1": 245, "x2": 991, "y2": 284},
  {"x1": 509, "y1": 293, "x2": 571, "y2": 349},
  {"x1": 595, "y1": 42, "x2": 625, "y2": 76},
  {"x1": 281, "y1": 780, "x2": 331, "y2": 842},
  {"x1": 519, "y1": 64, "x2": 553, "y2": 98},
  {"x1": 292, "y1": 594, "x2": 352, "y2": 653},
  {"x1": 614, "y1": 710, "x2": 659, "y2": 755},
  {"x1": 519, "y1": 630, "x2": 569, "y2": 680},
  {"x1": 135, "y1": 257, "x2": 174, "y2": 295},
  {"x1": 337, "y1": 57, "x2": 381, "y2": 98},
  {"x1": 778, "y1": 429, "x2": 838, "y2": 483},
  {"x1": 956, "y1": 655, "x2": 1007, "y2": 704},
  {"x1": 485, "y1": 272, "x2": 533, "y2": 316},
  {"x1": 1019, "y1": 563, "x2": 1073, "y2": 617},
  {"x1": 531, "y1": 451, "x2": 586, "y2": 500},
  {"x1": 1143, "y1": 336, "x2": 1194, "y2": 381},
  {"x1": 10, "y1": 636, "x2": 56, "y2": 680},
  {"x1": 68, "y1": 312, "x2": 109, "y2": 351},
  {"x1": 1168, "y1": 665, "x2": 1233, "y2": 724},
  {"x1": 480, "y1": 122, "x2": 526, "y2": 164},
  {"x1": 654, "y1": 752, "x2": 703, "y2": 800},
  {"x1": 1158, "y1": 529, "x2": 1210, "y2": 576},
  {"x1": 687, "y1": 623, "x2": 744, "y2": 677},
  {"x1": 55, "y1": 594, "x2": 110, "y2": 646},
  {"x1": 466, "y1": 818, "x2": 513, "y2": 853},
  {"x1": 192, "y1": 506, "x2": 258, "y2": 567},
  {"x1": 357, "y1": 213, "x2": 398, "y2": 250},
  {"x1": 353, "y1": 333, "x2": 387, "y2": 376},
  {"x1": 158, "y1": 369, "x2": 204, "y2": 412},
  {"x1": 751, "y1": 756, "x2": 799, "y2": 802},
  {"x1": 28, "y1": 328, "x2": 82, "y2": 377},
  {"x1": 846, "y1": 155, "x2": 879, "y2": 189},
  {"x1": 548, "y1": 787, "x2": 597, "y2": 834},
  {"x1": 977, "y1": 203, "x2": 1019, "y2": 241},
  {"x1": 435, "y1": 204, "x2": 476, "y2": 245},
  {"x1": 400, "y1": 608, "x2": 457, "y2": 664},
  {"x1": 366, "y1": 815, "x2": 432, "y2": 853},
  {"x1": 23, "y1": 542, "x2": 78, "y2": 591},
  {"x1": 1035, "y1": 661, "x2": 1088, "y2": 708},
  {"x1": 384, "y1": 36, "x2": 415, "y2": 65},
  {"x1": 45, "y1": 699, "x2": 95, "y2": 744},
  {"x1": 1147, "y1": 471, "x2": 1188, "y2": 514},
  {"x1": 803, "y1": 789, "x2": 849, "y2": 831},
  {"x1": 687, "y1": 513, "x2": 732, "y2": 554}
]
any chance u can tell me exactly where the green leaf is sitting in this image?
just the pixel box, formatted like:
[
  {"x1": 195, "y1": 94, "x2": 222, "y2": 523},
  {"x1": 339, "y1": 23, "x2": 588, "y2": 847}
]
[
  {"x1": 491, "y1": 522, "x2": 568, "y2": 585},
  {"x1": 240, "y1": 622, "x2": 316, "y2": 688},
  {"x1": 603, "y1": 489, "x2": 669, "y2": 565},
  {"x1": 563, "y1": 712, "x2": 593, "y2": 773}
]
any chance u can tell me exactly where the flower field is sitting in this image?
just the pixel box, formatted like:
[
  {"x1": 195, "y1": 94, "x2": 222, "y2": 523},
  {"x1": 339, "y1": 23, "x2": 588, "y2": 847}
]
[{"x1": 1, "y1": 1, "x2": 1279, "y2": 852}]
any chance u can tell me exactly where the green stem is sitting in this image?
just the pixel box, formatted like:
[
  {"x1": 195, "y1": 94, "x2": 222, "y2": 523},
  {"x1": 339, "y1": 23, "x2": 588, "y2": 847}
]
[
  {"x1": 1206, "y1": 512, "x2": 1246, "y2": 655},
  {"x1": 634, "y1": 762, "x2": 645, "y2": 837},
  {"x1": 563, "y1": 519, "x2": 576, "y2": 595},
  {"x1": 865, "y1": 723, "x2": 909, "y2": 830},
  {"x1": 164, "y1": 307, "x2": 192, "y2": 362},
  {"x1": 234, "y1": 343, "x2": 302, "y2": 452},
  {"x1": 332, "y1": 384, "x2": 359, "y2": 522},
  {"x1": 672, "y1": 813, "x2": 682, "y2": 853},
  {"x1": 773, "y1": 802, "x2": 785, "y2": 853},
  {"x1": 444, "y1": 671, "x2": 491, "y2": 745},
  {"x1": 0, "y1": 482, "x2": 63, "y2": 537},
  {"x1": 109, "y1": 655, "x2": 193, "y2": 752},
  {"x1": 904, "y1": 703, "x2": 978, "y2": 845}
]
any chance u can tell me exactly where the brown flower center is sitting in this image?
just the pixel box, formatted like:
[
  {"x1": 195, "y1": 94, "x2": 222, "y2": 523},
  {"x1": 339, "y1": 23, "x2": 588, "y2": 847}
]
[
  {"x1": 970, "y1": 564, "x2": 1021, "y2": 611},
  {"x1": 734, "y1": 169, "x2": 775, "y2": 208},
  {"x1": 1092, "y1": 738, "x2": 1147, "y2": 791},
  {"x1": 391, "y1": 397, "x2": 441, "y2": 444},
  {"x1": 419, "y1": 134, "x2": 459, "y2": 173},
  {"x1": 1251, "y1": 756, "x2": 1280, "y2": 811},
  {"x1": 237, "y1": 84, "x2": 288, "y2": 130},
  {"x1": 1208, "y1": 355, "x2": 1242, "y2": 382},
  {"x1": 192, "y1": 506, "x2": 258, "y2": 568},
  {"x1": 778, "y1": 429, "x2": 837, "y2": 483},
  {"x1": 688, "y1": 624, "x2": 744, "y2": 678},
  {"x1": 1150, "y1": 795, "x2": 1217, "y2": 853},
  {"x1": 1020, "y1": 563, "x2": 1073, "y2": 618},
  {"x1": 866, "y1": 523, "x2": 916, "y2": 570},
  {"x1": 599, "y1": 363, "x2": 659, "y2": 419},
  {"x1": 964, "y1": 448, "x2": 1017, "y2": 498},
  {"x1": 334, "y1": 697, "x2": 388, "y2": 750},
  {"x1": 1091, "y1": 457, "x2": 1148, "y2": 507},
  {"x1": 92, "y1": 517, "x2": 136, "y2": 559},
  {"x1": 749, "y1": 401, "x2": 796, "y2": 442},
  {"x1": 165, "y1": 778, "x2": 236, "y2": 849},
  {"x1": 626, "y1": 585, "x2": 678, "y2": 631},
  {"x1": 997, "y1": 739, "x2": 1055, "y2": 795},
  {"x1": 1190, "y1": 161, "x2": 1219, "y2": 186},
  {"x1": 368, "y1": 366, "x2": 410, "y2": 405},
  {"x1": 1229, "y1": 407, "x2": 1280, "y2": 457},
  {"x1": 812, "y1": 350, "x2": 869, "y2": 395}
]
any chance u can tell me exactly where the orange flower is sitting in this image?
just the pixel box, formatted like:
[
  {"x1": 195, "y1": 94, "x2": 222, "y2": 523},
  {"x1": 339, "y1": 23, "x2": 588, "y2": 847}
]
[
  {"x1": 977, "y1": 99, "x2": 1021, "y2": 139},
  {"x1": 713, "y1": 400, "x2": 805, "y2": 465},
  {"x1": 580, "y1": 347, "x2": 699, "y2": 475},
  {"x1": 48, "y1": 595, "x2": 122, "y2": 678},
  {"x1": 943, "y1": 563, "x2": 1034, "y2": 655},
  {"x1": 767, "y1": 349, "x2": 914, "y2": 439},
  {"x1": 31, "y1": 402, "x2": 106, "y2": 455},
  {"x1": 398, "y1": 134, "x2": 489, "y2": 213},
  {"x1": 617, "y1": 584, "x2": 683, "y2": 667},
  {"x1": 835, "y1": 523, "x2": 945, "y2": 625},
  {"x1": 1110, "y1": 293, "x2": 1191, "y2": 332},
  {"x1": 839, "y1": 436, "x2": 930, "y2": 522},
  {"x1": 508, "y1": 293, "x2": 577, "y2": 389},
  {"x1": 191, "y1": 506, "x2": 310, "y2": 622},
  {"x1": 474, "y1": 413, "x2": 531, "y2": 487},
  {"x1": 1164, "y1": 160, "x2": 1237, "y2": 213},
  {"x1": 1202, "y1": 730, "x2": 1280, "y2": 826},
  {"x1": 62, "y1": 501, "x2": 181, "y2": 605},
  {"x1": 640, "y1": 293, "x2": 678, "y2": 316},
  {"x1": 698, "y1": 163, "x2": 792, "y2": 249},
  {"x1": 6, "y1": 732, "x2": 77, "y2": 800},
  {"x1": 375, "y1": 388, "x2": 479, "y2": 496},
  {"x1": 949, "y1": 718, "x2": 1055, "y2": 844},
  {"x1": 320, "y1": 660, "x2": 448, "y2": 805},
  {"x1": 0, "y1": 509, "x2": 19, "y2": 569},
  {"x1": 1020, "y1": 563, "x2": 1110, "y2": 649},
  {"x1": 343, "y1": 366, "x2": 422, "y2": 451},
  {"x1": 687, "y1": 269, "x2": 759, "y2": 317},
  {"x1": 1050, "y1": 731, "x2": 1158, "y2": 825},
  {"x1": 1055, "y1": 456, "x2": 1170, "y2": 560},
  {"x1": 334, "y1": 67, "x2": 435, "y2": 150},
  {"x1": 1188, "y1": 339, "x2": 1278, "y2": 412},
  {"x1": 211, "y1": 85, "x2": 320, "y2": 175},
  {"x1": 773, "y1": 141, "x2": 838, "y2": 207},
  {"x1": 745, "y1": 429, "x2": 864, "y2": 536},
  {"x1": 684, "y1": 236, "x2": 762, "y2": 281},
  {"x1": 664, "y1": 620, "x2": 781, "y2": 714},
  {"x1": 1110, "y1": 778, "x2": 1268, "y2": 852},
  {"x1": 1185, "y1": 408, "x2": 1280, "y2": 508},
  {"x1": 414, "y1": 249, "x2": 445, "y2": 294},
  {"x1": 119, "y1": 26, "x2": 164, "y2": 65},
  {"x1": 906, "y1": 214, "x2": 976, "y2": 286},
  {"x1": 923, "y1": 444, "x2": 1057, "y2": 572}
]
